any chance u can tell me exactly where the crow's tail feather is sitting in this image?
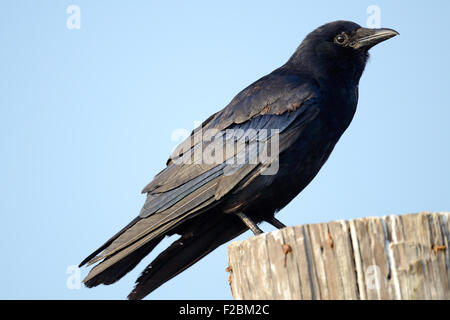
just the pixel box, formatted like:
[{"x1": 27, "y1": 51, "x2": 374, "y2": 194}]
[
  {"x1": 83, "y1": 235, "x2": 164, "y2": 288},
  {"x1": 127, "y1": 215, "x2": 247, "y2": 300},
  {"x1": 79, "y1": 217, "x2": 142, "y2": 268}
]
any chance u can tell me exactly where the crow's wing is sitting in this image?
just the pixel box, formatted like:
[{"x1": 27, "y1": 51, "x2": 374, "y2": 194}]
[{"x1": 80, "y1": 71, "x2": 320, "y2": 282}]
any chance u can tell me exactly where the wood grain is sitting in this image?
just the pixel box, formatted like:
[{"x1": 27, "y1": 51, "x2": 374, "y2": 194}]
[{"x1": 227, "y1": 212, "x2": 450, "y2": 299}]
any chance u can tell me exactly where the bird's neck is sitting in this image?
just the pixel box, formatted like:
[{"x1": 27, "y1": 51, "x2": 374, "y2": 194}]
[
  {"x1": 285, "y1": 48, "x2": 366, "y2": 89},
  {"x1": 321, "y1": 80, "x2": 359, "y2": 135}
]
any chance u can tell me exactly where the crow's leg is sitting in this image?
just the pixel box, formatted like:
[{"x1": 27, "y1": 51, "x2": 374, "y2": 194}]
[
  {"x1": 267, "y1": 216, "x2": 286, "y2": 229},
  {"x1": 235, "y1": 212, "x2": 263, "y2": 235}
]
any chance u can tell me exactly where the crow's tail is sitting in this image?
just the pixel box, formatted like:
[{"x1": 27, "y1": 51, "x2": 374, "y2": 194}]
[
  {"x1": 83, "y1": 235, "x2": 164, "y2": 288},
  {"x1": 127, "y1": 214, "x2": 247, "y2": 300}
]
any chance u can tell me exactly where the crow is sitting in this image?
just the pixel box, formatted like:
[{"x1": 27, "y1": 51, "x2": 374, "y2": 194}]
[{"x1": 80, "y1": 20, "x2": 398, "y2": 299}]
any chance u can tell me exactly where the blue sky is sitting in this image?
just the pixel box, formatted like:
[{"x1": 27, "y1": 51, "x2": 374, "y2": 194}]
[{"x1": 1, "y1": 0, "x2": 449, "y2": 299}]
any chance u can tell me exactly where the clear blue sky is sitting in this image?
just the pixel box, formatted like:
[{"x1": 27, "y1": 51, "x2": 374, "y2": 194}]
[{"x1": 1, "y1": 0, "x2": 449, "y2": 299}]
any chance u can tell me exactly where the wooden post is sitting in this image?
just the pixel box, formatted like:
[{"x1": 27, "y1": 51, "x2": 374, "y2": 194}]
[{"x1": 227, "y1": 212, "x2": 450, "y2": 299}]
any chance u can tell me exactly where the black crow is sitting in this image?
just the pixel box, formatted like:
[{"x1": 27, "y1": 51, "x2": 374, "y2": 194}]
[{"x1": 80, "y1": 20, "x2": 398, "y2": 299}]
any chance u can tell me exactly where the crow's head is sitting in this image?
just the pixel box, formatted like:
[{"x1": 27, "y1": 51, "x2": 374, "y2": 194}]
[{"x1": 287, "y1": 20, "x2": 398, "y2": 83}]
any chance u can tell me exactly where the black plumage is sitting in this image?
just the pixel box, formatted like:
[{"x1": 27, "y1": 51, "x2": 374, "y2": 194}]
[{"x1": 80, "y1": 20, "x2": 398, "y2": 299}]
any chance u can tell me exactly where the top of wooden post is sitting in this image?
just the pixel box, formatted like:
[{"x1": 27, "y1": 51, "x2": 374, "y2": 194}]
[{"x1": 227, "y1": 212, "x2": 450, "y2": 300}]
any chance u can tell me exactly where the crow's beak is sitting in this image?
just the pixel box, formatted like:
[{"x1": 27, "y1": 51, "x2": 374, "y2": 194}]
[{"x1": 351, "y1": 27, "x2": 399, "y2": 49}]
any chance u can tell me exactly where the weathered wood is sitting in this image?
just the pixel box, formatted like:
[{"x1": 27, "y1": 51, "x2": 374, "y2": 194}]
[{"x1": 227, "y1": 212, "x2": 450, "y2": 299}]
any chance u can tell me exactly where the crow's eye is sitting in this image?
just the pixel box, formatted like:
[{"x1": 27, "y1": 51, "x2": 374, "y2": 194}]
[{"x1": 334, "y1": 33, "x2": 348, "y2": 45}]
